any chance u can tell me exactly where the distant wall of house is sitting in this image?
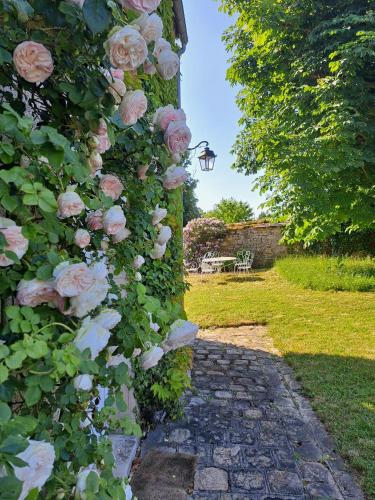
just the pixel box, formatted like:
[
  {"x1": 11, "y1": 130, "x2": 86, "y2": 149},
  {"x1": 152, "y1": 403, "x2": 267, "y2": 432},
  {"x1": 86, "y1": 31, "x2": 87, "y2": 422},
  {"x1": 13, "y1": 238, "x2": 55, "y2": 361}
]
[{"x1": 219, "y1": 222, "x2": 288, "y2": 268}]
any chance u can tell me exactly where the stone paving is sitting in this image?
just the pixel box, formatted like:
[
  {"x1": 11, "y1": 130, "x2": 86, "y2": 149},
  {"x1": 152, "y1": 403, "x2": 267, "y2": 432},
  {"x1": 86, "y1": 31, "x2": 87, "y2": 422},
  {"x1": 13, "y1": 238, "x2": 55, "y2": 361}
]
[{"x1": 141, "y1": 326, "x2": 364, "y2": 499}]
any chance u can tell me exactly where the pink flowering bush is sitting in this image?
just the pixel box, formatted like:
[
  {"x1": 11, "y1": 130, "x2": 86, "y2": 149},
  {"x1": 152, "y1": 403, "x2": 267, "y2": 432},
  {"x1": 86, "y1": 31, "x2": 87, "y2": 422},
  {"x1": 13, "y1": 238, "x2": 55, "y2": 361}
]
[{"x1": 183, "y1": 218, "x2": 227, "y2": 263}]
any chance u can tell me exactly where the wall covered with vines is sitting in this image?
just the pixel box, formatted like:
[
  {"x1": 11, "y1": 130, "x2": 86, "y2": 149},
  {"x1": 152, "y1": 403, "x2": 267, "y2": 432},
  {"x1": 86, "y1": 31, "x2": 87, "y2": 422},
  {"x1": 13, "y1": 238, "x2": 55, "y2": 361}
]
[{"x1": 0, "y1": 0, "x2": 196, "y2": 498}]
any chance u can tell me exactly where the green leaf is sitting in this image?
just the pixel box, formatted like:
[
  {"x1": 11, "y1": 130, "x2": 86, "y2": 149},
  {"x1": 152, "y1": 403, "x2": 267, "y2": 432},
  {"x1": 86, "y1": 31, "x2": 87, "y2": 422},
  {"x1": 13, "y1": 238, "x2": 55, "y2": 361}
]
[
  {"x1": 0, "y1": 476, "x2": 22, "y2": 499},
  {"x1": 0, "y1": 343, "x2": 10, "y2": 359},
  {"x1": 36, "y1": 263, "x2": 54, "y2": 280},
  {"x1": 85, "y1": 471, "x2": 99, "y2": 493},
  {"x1": 0, "y1": 48, "x2": 12, "y2": 65},
  {"x1": 0, "y1": 364, "x2": 9, "y2": 383},
  {"x1": 6, "y1": 351, "x2": 26, "y2": 370},
  {"x1": 6, "y1": 305, "x2": 21, "y2": 320},
  {"x1": 26, "y1": 340, "x2": 48, "y2": 360},
  {"x1": 0, "y1": 402, "x2": 11, "y2": 424},
  {"x1": 38, "y1": 189, "x2": 57, "y2": 213},
  {"x1": 24, "y1": 385, "x2": 41, "y2": 406},
  {"x1": 1, "y1": 194, "x2": 18, "y2": 212},
  {"x1": 0, "y1": 435, "x2": 28, "y2": 454},
  {"x1": 83, "y1": 0, "x2": 111, "y2": 35},
  {"x1": 23, "y1": 194, "x2": 39, "y2": 206},
  {"x1": 5, "y1": 0, "x2": 34, "y2": 22},
  {"x1": 39, "y1": 144, "x2": 64, "y2": 169}
]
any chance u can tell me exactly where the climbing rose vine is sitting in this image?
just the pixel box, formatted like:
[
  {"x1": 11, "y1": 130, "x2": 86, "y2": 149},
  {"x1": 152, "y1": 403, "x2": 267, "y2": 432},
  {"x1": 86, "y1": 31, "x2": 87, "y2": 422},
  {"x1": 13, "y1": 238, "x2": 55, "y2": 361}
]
[{"x1": 0, "y1": 0, "x2": 197, "y2": 498}]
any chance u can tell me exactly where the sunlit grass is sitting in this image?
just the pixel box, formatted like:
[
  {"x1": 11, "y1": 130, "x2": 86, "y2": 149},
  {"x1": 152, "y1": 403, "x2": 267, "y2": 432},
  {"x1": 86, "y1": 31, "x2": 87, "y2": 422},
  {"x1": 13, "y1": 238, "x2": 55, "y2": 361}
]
[
  {"x1": 185, "y1": 269, "x2": 375, "y2": 497},
  {"x1": 276, "y1": 255, "x2": 375, "y2": 292}
]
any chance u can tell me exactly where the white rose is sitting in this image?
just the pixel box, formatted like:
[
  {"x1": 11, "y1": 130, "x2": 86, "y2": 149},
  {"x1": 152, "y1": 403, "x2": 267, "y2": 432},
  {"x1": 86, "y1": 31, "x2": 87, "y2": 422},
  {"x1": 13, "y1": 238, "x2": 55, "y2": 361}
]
[
  {"x1": 0, "y1": 225, "x2": 29, "y2": 267},
  {"x1": 157, "y1": 225, "x2": 172, "y2": 245},
  {"x1": 134, "y1": 271, "x2": 142, "y2": 282},
  {"x1": 86, "y1": 210, "x2": 103, "y2": 231},
  {"x1": 164, "y1": 120, "x2": 192, "y2": 155},
  {"x1": 150, "y1": 242, "x2": 166, "y2": 260},
  {"x1": 13, "y1": 41, "x2": 53, "y2": 83},
  {"x1": 106, "y1": 26, "x2": 148, "y2": 71},
  {"x1": 133, "y1": 13, "x2": 163, "y2": 44},
  {"x1": 157, "y1": 49, "x2": 180, "y2": 80},
  {"x1": 76, "y1": 465, "x2": 99, "y2": 499},
  {"x1": 162, "y1": 320, "x2": 199, "y2": 353},
  {"x1": 95, "y1": 308, "x2": 122, "y2": 330},
  {"x1": 152, "y1": 205, "x2": 167, "y2": 225},
  {"x1": 141, "y1": 346, "x2": 164, "y2": 370},
  {"x1": 103, "y1": 206, "x2": 126, "y2": 235},
  {"x1": 153, "y1": 37, "x2": 171, "y2": 58},
  {"x1": 67, "y1": 262, "x2": 109, "y2": 318},
  {"x1": 119, "y1": 90, "x2": 148, "y2": 126},
  {"x1": 13, "y1": 440, "x2": 55, "y2": 500},
  {"x1": 112, "y1": 227, "x2": 131, "y2": 244},
  {"x1": 57, "y1": 190, "x2": 85, "y2": 219},
  {"x1": 54, "y1": 262, "x2": 94, "y2": 298},
  {"x1": 133, "y1": 255, "x2": 145, "y2": 270},
  {"x1": 163, "y1": 165, "x2": 188, "y2": 190},
  {"x1": 74, "y1": 374, "x2": 93, "y2": 391},
  {"x1": 104, "y1": 69, "x2": 127, "y2": 104},
  {"x1": 75, "y1": 229, "x2": 91, "y2": 249},
  {"x1": 74, "y1": 316, "x2": 111, "y2": 360}
]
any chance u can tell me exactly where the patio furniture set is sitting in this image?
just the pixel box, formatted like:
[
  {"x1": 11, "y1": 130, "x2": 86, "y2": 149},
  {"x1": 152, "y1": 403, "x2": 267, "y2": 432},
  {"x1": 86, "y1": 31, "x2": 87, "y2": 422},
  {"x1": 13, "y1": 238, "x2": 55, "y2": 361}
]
[{"x1": 186, "y1": 250, "x2": 254, "y2": 274}]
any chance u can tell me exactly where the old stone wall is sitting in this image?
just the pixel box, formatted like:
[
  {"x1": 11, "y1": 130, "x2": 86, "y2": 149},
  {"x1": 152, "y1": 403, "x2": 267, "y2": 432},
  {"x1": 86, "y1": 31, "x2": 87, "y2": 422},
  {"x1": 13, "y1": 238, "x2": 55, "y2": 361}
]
[{"x1": 218, "y1": 222, "x2": 288, "y2": 268}]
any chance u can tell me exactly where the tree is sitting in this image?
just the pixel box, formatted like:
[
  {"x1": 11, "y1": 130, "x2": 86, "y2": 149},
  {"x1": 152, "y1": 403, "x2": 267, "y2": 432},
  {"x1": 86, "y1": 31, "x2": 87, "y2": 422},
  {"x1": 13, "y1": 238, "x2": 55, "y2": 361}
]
[
  {"x1": 220, "y1": 0, "x2": 375, "y2": 244},
  {"x1": 183, "y1": 174, "x2": 201, "y2": 226},
  {"x1": 205, "y1": 198, "x2": 254, "y2": 223}
]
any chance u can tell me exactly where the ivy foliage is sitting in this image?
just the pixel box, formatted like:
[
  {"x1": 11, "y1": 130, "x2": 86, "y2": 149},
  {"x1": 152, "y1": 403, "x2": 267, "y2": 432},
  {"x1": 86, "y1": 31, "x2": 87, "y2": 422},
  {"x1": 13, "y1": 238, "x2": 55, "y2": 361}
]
[
  {"x1": 220, "y1": 0, "x2": 375, "y2": 244},
  {"x1": 0, "y1": 0, "x2": 188, "y2": 497}
]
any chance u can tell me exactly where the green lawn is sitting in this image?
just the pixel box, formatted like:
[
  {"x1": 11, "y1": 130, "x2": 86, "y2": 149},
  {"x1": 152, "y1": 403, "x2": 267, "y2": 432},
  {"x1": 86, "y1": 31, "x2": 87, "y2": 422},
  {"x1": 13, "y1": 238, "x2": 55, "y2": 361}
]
[
  {"x1": 185, "y1": 268, "x2": 375, "y2": 498},
  {"x1": 276, "y1": 255, "x2": 375, "y2": 292}
]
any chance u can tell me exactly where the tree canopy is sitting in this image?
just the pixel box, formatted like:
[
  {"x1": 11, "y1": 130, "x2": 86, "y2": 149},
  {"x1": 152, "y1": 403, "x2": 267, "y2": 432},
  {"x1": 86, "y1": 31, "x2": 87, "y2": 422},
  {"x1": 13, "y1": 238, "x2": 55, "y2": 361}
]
[
  {"x1": 220, "y1": 0, "x2": 375, "y2": 244},
  {"x1": 205, "y1": 197, "x2": 254, "y2": 223}
]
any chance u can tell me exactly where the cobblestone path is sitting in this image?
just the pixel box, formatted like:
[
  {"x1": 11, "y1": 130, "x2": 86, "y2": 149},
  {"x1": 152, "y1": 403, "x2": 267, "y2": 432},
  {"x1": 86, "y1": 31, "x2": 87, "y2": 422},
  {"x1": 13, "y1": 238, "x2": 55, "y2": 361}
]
[{"x1": 142, "y1": 326, "x2": 364, "y2": 499}]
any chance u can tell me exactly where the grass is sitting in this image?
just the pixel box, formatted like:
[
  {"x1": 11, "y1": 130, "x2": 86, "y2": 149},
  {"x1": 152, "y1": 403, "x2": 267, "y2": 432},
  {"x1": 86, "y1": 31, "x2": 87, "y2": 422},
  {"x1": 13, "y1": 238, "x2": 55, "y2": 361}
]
[
  {"x1": 185, "y1": 266, "x2": 375, "y2": 498},
  {"x1": 276, "y1": 255, "x2": 375, "y2": 292}
]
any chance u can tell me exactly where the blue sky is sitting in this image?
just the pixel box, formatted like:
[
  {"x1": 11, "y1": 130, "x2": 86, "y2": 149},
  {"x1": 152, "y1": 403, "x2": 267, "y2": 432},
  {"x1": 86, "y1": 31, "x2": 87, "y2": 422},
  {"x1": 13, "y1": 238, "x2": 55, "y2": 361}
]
[{"x1": 180, "y1": 0, "x2": 265, "y2": 215}]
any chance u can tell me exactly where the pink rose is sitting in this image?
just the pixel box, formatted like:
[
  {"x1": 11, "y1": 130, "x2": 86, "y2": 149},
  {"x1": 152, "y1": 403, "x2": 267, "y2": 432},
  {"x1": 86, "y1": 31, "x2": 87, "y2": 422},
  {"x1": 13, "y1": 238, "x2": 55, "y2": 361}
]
[
  {"x1": 86, "y1": 210, "x2": 103, "y2": 231},
  {"x1": 0, "y1": 225, "x2": 28, "y2": 267},
  {"x1": 153, "y1": 38, "x2": 171, "y2": 58},
  {"x1": 143, "y1": 58, "x2": 156, "y2": 75},
  {"x1": 153, "y1": 105, "x2": 186, "y2": 131},
  {"x1": 88, "y1": 151, "x2": 102, "y2": 175},
  {"x1": 119, "y1": 90, "x2": 148, "y2": 126},
  {"x1": 163, "y1": 165, "x2": 188, "y2": 190},
  {"x1": 112, "y1": 227, "x2": 131, "y2": 243},
  {"x1": 54, "y1": 262, "x2": 94, "y2": 298},
  {"x1": 119, "y1": 0, "x2": 161, "y2": 13},
  {"x1": 16, "y1": 279, "x2": 64, "y2": 310},
  {"x1": 164, "y1": 120, "x2": 191, "y2": 155},
  {"x1": 133, "y1": 13, "x2": 163, "y2": 44},
  {"x1": 13, "y1": 41, "x2": 53, "y2": 83},
  {"x1": 103, "y1": 206, "x2": 126, "y2": 235},
  {"x1": 74, "y1": 229, "x2": 91, "y2": 249},
  {"x1": 106, "y1": 26, "x2": 148, "y2": 71},
  {"x1": 137, "y1": 164, "x2": 149, "y2": 180},
  {"x1": 100, "y1": 174, "x2": 124, "y2": 201},
  {"x1": 93, "y1": 119, "x2": 111, "y2": 154},
  {"x1": 157, "y1": 49, "x2": 180, "y2": 80},
  {"x1": 104, "y1": 69, "x2": 126, "y2": 104},
  {"x1": 57, "y1": 190, "x2": 85, "y2": 219}
]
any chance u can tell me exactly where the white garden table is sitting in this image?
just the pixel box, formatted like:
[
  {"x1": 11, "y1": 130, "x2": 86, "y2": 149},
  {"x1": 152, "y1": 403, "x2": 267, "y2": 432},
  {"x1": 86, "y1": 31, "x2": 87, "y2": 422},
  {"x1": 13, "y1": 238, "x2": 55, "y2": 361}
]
[{"x1": 202, "y1": 256, "x2": 236, "y2": 273}]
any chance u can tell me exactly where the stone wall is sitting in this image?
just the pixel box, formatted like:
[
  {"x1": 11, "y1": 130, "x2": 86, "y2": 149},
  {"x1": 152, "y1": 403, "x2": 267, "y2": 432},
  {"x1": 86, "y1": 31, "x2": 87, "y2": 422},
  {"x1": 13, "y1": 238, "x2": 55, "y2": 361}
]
[{"x1": 218, "y1": 222, "x2": 288, "y2": 268}]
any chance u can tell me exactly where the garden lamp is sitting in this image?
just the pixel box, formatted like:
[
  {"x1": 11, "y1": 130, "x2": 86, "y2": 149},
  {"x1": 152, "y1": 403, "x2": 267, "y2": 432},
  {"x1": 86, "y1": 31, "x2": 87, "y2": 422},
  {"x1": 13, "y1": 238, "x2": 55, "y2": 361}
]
[{"x1": 188, "y1": 141, "x2": 217, "y2": 172}]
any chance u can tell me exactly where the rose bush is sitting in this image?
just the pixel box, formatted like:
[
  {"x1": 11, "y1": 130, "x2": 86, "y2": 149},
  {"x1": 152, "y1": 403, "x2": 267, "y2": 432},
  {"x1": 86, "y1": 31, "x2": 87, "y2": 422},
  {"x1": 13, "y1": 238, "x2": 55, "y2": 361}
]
[
  {"x1": 0, "y1": 0, "x2": 196, "y2": 497},
  {"x1": 183, "y1": 218, "x2": 228, "y2": 264}
]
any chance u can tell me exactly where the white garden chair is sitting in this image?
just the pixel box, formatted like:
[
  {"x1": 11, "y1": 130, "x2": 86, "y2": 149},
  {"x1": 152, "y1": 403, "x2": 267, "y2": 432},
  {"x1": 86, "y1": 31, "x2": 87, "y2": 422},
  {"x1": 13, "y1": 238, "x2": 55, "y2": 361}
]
[
  {"x1": 234, "y1": 250, "x2": 254, "y2": 273},
  {"x1": 201, "y1": 251, "x2": 219, "y2": 274}
]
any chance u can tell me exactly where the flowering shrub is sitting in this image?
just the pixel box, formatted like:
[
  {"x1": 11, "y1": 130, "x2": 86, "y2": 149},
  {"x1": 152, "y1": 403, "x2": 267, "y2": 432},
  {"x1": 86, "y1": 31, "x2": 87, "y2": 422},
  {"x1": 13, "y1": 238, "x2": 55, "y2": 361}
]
[
  {"x1": 183, "y1": 218, "x2": 227, "y2": 263},
  {"x1": 0, "y1": 0, "x2": 197, "y2": 498}
]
